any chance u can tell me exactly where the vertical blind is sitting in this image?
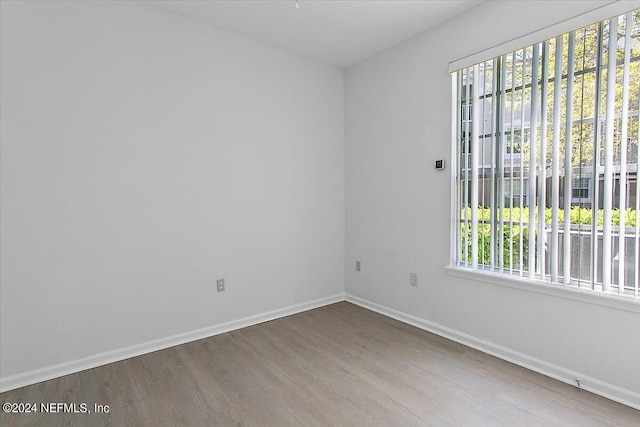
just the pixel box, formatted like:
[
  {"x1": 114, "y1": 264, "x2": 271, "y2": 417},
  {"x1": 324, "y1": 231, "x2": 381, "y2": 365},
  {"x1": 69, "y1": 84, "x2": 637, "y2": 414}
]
[{"x1": 453, "y1": 10, "x2": 640, "y2": 299}]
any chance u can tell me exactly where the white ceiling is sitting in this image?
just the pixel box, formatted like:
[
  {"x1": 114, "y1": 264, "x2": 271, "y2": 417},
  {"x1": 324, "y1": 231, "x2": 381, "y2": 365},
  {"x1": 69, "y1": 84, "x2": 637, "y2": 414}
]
[{"x1": 145, "y1": 0, "x2": 482, "y2": 68}]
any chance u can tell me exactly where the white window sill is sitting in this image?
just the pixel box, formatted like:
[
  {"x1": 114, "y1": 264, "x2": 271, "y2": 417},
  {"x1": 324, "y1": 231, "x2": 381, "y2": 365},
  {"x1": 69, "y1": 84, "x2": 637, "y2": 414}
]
[{"x1": 445, "y1": 266, "x2": 640, "y2": 314}]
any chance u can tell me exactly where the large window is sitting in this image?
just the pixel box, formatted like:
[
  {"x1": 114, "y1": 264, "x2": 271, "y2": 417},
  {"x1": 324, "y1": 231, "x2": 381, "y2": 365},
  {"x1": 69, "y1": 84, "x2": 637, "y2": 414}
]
[{"x1": 452, "y1": 9, "x2": 640, "y2": 300}]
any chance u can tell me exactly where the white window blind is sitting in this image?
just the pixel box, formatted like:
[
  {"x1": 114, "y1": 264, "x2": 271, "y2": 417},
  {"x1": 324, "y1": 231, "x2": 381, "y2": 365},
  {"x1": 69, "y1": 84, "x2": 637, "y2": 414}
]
[{"x1": 452, "y1": 9, "x2": 640, "y2": 300}]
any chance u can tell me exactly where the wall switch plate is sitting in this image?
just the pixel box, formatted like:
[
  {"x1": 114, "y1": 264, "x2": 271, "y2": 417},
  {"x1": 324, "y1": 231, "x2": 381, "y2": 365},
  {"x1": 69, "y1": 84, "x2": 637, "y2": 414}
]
[
  {"x1": 216, "y1": 278, "x2": 225, "y2": 292},
  {"x1": 410, "y1": 273, "x2": 418, "y2": 287},
  {"x1": 356, "y1": 260, "x2": 361, "y2": 272},
  {"x1": 435, "y1": 159, "x2": 445, "y2": 170}
]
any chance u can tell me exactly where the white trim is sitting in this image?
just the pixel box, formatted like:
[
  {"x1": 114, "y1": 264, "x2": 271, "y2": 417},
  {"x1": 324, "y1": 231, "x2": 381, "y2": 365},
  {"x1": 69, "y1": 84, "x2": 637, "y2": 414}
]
[
  {"x1": 446, "y1": 266, "x2": 640, "y2": 313},
  {"x1": 3, "y1": 290, "x2": 638, "y2": 410},
  {"x1": 345, "y1": 293, "x2": 640, "y2": 411},
  {"x1": 0, "y1": 293, "x2": 345, "y2": 393},
  {"x1": 448, "y1": 0, "x2": 640, "y2": 73}
]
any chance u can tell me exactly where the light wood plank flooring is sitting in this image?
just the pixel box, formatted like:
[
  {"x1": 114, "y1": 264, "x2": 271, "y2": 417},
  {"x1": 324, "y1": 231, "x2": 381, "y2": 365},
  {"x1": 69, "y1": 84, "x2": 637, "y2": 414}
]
[{"x1": 1, "y1": 302, "x2": 638, "y2": 426}]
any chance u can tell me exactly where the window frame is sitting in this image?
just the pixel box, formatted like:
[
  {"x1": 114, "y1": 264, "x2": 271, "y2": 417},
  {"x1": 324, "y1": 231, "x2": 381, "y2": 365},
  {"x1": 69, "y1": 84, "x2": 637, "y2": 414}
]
[
  {"x1": 448, "y1": 8, "x2": 640, "y2": 306},
  {"x1": 445, "y1": 265, "x2": 640, "y2": 313}
]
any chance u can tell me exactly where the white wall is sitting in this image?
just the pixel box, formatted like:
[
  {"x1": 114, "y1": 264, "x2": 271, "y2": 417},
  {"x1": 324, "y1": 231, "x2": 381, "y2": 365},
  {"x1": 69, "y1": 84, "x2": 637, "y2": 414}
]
[
  {"x1": 3, "y1": 0, "x2": 638, "y2": 407},
  {"x1": 0, "y1": 0, "x2": 344, "y2": 384},
  {"x1": 345, "y1": 0, "x2": 640, "y2": 407}
]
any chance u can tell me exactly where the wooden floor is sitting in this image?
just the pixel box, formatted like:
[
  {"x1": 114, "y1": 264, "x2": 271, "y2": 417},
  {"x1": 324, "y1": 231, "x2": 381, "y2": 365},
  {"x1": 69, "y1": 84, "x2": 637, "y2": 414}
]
[{"x1": 1, "y1": 302, "x2": 638, "y2": 426}]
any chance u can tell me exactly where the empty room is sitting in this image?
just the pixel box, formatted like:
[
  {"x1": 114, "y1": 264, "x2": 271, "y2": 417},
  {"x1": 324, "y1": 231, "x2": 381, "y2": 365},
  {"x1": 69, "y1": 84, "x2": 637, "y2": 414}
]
[{"x1": 1, "y1": 0, "x2": 639, "y2": 425}]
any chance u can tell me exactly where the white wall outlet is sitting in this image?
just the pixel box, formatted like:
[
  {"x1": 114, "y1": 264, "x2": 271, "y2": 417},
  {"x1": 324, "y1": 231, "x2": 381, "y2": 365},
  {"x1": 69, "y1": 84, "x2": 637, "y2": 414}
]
[
  {"x1": 356, "y1": 260, "x2": 361, "y2": 272},
  {"x1": 216, "y1": 278, "x2": 225, "y2": 292},
  {"x1": 410, "y1": 273, "x2": 418, "y2": 287}
]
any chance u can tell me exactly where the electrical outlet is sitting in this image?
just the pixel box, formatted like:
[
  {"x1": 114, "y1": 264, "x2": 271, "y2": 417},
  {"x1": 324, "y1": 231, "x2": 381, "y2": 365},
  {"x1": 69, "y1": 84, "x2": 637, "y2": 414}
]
[
  {"x1": 356, "y1": 260, "x2": 361, "y2": 272},
  {"x1": 410, "y1": 273, "x2": 418, "y2": 287},
  {"x1": 216, "y1": 278, "x2": 225, "y2": 292}
]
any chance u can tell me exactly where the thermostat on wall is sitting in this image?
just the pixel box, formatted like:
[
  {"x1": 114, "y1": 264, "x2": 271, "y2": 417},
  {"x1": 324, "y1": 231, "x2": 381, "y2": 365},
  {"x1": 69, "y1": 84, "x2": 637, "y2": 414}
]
[{"x1": 435, "y1": 159, "x2": 445, "y2": 170}]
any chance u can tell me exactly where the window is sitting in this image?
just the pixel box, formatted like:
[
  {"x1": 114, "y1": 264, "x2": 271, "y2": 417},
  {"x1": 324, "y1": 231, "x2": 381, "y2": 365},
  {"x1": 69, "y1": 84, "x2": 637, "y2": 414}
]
[
  {"x1": 506, "y1": 128, "x2": 527, "y2": 155},
  {"x1": 452, "y1": 9, "x2": 640, "y2": 300},
  {"x1": 504, "y1": 178, "x2": 528, "y2": 207},
  {"x1": 571, "y1": 177, "x2": 591, "y2": 203}
]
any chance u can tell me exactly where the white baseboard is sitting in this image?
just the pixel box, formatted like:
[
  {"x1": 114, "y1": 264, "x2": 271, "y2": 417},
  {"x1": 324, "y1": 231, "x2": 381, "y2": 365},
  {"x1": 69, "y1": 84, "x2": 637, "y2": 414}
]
[
  {"x1": 345, "y1": 294, "x2": 640, "y2": 411},
  {"x1": 0, "y1": 293, "x2": 345, "y2": 393},
  {"x1": 4, "y1": 292, "x2": 638, "y2": 411}
]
